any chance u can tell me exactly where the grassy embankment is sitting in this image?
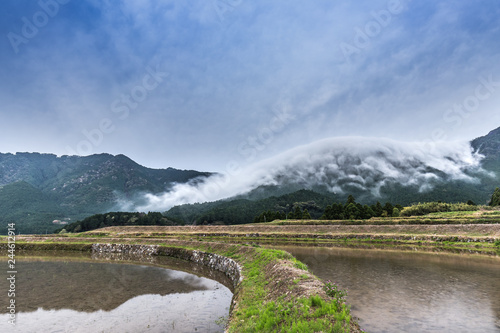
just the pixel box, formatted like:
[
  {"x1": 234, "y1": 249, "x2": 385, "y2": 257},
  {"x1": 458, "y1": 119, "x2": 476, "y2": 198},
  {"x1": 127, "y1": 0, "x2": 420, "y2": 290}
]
[{"x1": 1, "y1": 237, "x2": 362, "y2": 333}]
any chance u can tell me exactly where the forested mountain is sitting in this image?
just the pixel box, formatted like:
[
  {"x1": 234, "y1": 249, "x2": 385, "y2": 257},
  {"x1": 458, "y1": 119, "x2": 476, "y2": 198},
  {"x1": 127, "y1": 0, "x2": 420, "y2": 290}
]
[
  {"x1": 61, "y1": 190, "x2": 403, "y2": 232},
  {"x1": 471, "y1": 126, "x2": 500, "y2": 181},
  {"x1": 162, "y1": 184, "x2": 484, "y2": 226},
  {"x1": 0, "y1": 153, "x2": 211, "y2": 234},
  {"x1": 160, "y1": 126, "x2": 500, "y2": 225},
  {"x1": 471, "y1": 126, "x2": 500, "y2": 160},
  {"x1": 164, "y1": 189, "x2": 337, "y2": 225},
  {"x1": 4, "y1": 126, "x2": 500, "y2": 234}
]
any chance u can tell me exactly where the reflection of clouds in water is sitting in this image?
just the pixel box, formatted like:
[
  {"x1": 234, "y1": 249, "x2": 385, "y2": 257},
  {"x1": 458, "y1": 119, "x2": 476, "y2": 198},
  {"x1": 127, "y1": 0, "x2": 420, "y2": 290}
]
[
  {"x1": 0, "y1": 287, "x2": 232, "y2": 333},
  {"x1": 155, "y1": 268, "x2": 211, "y2": 291},
  {"x1": 115, "y1": 264, "x2": 210, "y2": 289},
  {"x1": 0, "y1": 261, "x2": 214, "y2": 313}
]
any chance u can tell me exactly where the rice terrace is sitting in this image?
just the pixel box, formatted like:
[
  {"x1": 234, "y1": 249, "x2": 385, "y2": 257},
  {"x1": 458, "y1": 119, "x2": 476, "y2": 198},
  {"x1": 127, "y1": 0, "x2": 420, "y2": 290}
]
[
  {"x1": 2, "y1": 203, "x2": 500, "y2": 332},
  {"x1": 2, "y1": 0, "x2": 500, "y2": 332}
]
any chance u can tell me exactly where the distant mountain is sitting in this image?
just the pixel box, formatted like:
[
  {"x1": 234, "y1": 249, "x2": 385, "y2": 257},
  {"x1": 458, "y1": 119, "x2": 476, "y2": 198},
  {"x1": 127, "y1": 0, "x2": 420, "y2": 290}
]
[
  {"x1": 4, "y1": 126, "x2": 500, "y2": 233},
  {"x1": 246, "y1": 128, "x2": 500, "y2": 205},
  {"x1": 471, "y1": 126, "x2": 500, "y2": 160},
  {"x1": 157, "y1": 127, "x2": 500, "y2": 224},
  {"x1": 131, "y1": 133, "x2": 498, "y2": 216},
  {"x1": 0, "y1": 153, "x2": 211, "y2": 234}
]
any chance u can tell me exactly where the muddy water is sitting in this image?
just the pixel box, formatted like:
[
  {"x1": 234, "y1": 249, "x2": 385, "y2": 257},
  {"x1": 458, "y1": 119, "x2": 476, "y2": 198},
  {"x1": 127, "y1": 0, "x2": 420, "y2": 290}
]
[
  {"x1": 276, "y1": 246, "x2": 500, "y2": 333},
  {"x1": 0, "y1": 252, "x2": 232, "y2": 333}
]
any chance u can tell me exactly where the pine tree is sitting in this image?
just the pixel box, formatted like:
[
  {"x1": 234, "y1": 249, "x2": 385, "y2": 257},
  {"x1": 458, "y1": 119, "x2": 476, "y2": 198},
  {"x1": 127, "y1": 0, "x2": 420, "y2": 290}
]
[
  {"x1": 489, "y1": 187, "x2": 500, "y2": 206},
  {"x1": 361, "y1": 205, "x2": 375, "y2": 219},
  {"x1": 294, "y1": 206, "x2": 303, "y2": 219},
  {"x1": 302, "y1": 209, "x2": 311, "y2": 219},
  {"x1": 332, "y1": 203, "x2": 344, "y2": 219},
  {"x1": 344, "y1": 203, "x2": 360, "y2": 220},
  {"x1": 372, "y1": 202, "x2": 383, "y2": 217},
  {"x1": 322, "y1": 205, "x2": 333, "y2": 219},
  {"x1": 383, "y1": 202, "x2": 394, "y2": 216}
]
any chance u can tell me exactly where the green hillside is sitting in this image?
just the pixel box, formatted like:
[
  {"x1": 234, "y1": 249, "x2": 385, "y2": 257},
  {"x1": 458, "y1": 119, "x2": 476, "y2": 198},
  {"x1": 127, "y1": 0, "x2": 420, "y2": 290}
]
[
  {"x1": 4, "y1": 126, "x2": 500, "y2": 234},
  {"x1": 0, "y1": 153, "x2": 211, "y2": 234},
  {"x1": 165, "y1": 189, "x2": 341, "y2": 225},
  {"x1": 0, "y1": 181, "x2": 63, "y2": 234}
]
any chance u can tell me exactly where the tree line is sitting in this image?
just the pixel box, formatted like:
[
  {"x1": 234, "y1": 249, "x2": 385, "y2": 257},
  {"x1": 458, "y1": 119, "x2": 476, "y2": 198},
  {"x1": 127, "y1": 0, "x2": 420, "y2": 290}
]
[
  {"x1": 56, "y1": 212, "x2": 177, "y2": 233},
  {"x1": 254, "y1": 195, "x2": 403, "y2": 222}
]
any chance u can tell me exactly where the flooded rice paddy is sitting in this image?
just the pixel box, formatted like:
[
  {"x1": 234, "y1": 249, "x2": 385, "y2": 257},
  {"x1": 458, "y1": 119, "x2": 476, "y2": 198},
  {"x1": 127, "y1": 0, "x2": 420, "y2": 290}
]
[
  {"x1": 277, "y1": 246, "x2": 500, "y2": 333},
  {"x1": 0, "y1": 252, "x2": 232, "y2": 333}
]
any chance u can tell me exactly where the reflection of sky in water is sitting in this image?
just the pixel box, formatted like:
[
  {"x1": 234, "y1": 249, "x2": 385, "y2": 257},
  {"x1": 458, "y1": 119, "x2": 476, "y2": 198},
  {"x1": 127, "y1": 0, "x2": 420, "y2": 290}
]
[
  {"x1": 0, "y1": 289, "x2": 231, "y2": 333},
  {"x1": 0, "y1": 260, "x2": 218, "y2": 312},
  {"x1": 277, "y1": 246, "x2": 500, "y2": 333},
  {"x1": 0, "y1": 259, "x2": 232, "y2": 333}
]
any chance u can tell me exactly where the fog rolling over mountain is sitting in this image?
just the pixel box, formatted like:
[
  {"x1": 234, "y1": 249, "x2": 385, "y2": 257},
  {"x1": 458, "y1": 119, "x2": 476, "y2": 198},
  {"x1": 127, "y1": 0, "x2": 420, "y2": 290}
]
[
  {"x1": 2, "y1": 127, "x2": 499, "y2": 234},
  {"x1": 129, "y1": 137, "x2": 491, "y2": 212}
]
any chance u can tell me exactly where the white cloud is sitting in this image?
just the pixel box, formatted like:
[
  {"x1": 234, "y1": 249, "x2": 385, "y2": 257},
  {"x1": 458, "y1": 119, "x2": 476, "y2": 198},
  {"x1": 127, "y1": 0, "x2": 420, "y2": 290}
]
[
  {"x1": 124, "y1": 137, "x2": 489, "y2": 211},
  {"x1": 1, "y1": 0, "x2": 500, "y2": 171}
]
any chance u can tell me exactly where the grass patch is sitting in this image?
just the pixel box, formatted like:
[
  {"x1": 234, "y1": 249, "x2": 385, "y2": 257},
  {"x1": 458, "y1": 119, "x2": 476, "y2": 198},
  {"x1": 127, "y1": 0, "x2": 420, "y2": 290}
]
[
  {"x1": 400, "y1": 202, "x2": 479, "y2": 217},
  {"x1": 427, "y1": 211, "x2": 478, "y2": 217},
  {"x1": 222, "y1": 246, "x2": 357, "y2": 332},
  {"x1": 243, "y1": 295, "x2": 352, "y2": 333}
]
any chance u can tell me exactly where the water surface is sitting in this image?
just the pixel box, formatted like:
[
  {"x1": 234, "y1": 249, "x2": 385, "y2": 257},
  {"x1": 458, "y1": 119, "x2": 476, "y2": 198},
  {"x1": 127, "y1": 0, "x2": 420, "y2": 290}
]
[
  {"x1": 276, "y1": 246, "x2": 500, "y2": 333},
  {"x1": 0, "y1": 252, "x2": 232, "y2": 333}
]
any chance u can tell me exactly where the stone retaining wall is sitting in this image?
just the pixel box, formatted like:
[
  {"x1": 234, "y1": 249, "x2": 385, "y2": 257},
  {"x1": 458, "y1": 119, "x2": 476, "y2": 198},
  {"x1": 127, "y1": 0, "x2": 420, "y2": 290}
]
[{"x1": 92, "y1": 243, "x2": 243, "y2": 289}]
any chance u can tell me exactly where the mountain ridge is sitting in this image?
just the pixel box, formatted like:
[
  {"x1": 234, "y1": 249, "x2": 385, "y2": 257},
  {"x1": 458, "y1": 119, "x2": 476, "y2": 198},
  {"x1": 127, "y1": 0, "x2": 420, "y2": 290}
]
[
  {"x1": 2, "y1": 126, "x2": 500, "y2": 233},
  {"x1": 471, "y1": 126, "x2": 500, "y2": 159},
  {"x1": 158, "y1": 126, "x2": 500, "y2": 224},
  {"x1": 0, "y1": 152, "x2": 212, "y2": 233}
]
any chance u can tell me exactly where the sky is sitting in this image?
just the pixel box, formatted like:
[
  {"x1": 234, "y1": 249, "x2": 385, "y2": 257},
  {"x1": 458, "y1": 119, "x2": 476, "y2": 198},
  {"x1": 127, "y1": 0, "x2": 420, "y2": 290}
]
[{"x1": 2, "y1": 0, "x2": 500, "y2": 172}]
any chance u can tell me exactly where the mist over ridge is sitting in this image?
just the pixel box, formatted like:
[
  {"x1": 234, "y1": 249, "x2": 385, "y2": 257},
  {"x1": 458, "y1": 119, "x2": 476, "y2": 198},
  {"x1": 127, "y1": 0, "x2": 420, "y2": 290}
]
[{"x1": 126, "y1": 136, "x2": 490, "y2": 212}]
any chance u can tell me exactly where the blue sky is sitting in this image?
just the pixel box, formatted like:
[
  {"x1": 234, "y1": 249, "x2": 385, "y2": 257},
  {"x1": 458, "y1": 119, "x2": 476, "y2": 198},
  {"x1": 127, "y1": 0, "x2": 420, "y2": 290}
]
[{"x1": 2, "y1": 0, "x2": 500, "y2": 171}]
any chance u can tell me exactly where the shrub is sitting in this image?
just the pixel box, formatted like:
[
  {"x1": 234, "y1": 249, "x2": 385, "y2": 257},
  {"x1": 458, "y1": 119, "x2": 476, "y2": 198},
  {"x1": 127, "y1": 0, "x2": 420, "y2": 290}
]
[
  {"x1": 400, "y1": 202, "x2": 479, "y2": 217},
  {"x1": 323, "y1": 281, "x2": 348, "y2": 308}
]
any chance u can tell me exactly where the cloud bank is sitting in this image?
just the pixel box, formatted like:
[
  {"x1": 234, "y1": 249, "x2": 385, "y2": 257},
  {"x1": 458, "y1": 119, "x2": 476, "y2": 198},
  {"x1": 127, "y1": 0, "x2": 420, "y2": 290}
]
[
  {"x1": 2, "y1": 1, "x2": 500, "y2": 170},
  {"x1": 122, "y1": 137, "x2": 488, "y2": 212}
]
